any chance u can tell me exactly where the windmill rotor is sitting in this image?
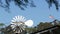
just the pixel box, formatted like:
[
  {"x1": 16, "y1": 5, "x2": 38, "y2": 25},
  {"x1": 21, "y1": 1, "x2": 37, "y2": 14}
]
[{"x1": 10, "y1": 15, "x2": 34, "y2": 33}]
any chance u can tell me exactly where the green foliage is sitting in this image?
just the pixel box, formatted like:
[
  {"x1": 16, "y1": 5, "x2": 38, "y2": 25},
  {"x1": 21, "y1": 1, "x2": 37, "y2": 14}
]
[
  {"x1": 25, "y1": 27, "x2": 37, "y2": 33},
  {"x1": 0, "y1": 23, "x2": 5, "y2": 26},
  {"x1": 0, "y1": 25, "x2": 14, "y2": 34},
  {"x1": 0, "y1": 0, "x2": 59, "y2": 12},
  {"x1": 46, "y1": 0, "x2": 59, "y2": 10},
  {"x1": 0, "y1": 0, "x2": 35, "y2": 10},
  {"x1": 37, "y1": 22, "x2": 53, "y2": 30}
]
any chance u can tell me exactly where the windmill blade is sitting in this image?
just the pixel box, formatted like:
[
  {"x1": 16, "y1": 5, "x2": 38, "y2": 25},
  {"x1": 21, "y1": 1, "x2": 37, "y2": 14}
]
[
  {"x1": 11, "y1": 20, "x2": 15, "y2": 22},
  {"x1": 15, "y1": 16, "x2": 17, "y2": 19},
  {"x1": 11, "y1": 15, "x2": 26, "y2": 25}
]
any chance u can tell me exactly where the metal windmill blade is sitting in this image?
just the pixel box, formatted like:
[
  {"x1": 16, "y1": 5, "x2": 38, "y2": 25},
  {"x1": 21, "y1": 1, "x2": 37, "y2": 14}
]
[
  {"x1": 10, "y1": 15, "x2": 27, "y2": 34},
  {"x1": 11, "y1": 15, "x2": 26, "y2": 25}
]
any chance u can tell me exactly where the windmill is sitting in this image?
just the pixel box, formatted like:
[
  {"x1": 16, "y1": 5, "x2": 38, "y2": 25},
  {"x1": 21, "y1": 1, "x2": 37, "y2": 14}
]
[{"x1": 10, "y1": 15, "x2": 33, "y2": 34}]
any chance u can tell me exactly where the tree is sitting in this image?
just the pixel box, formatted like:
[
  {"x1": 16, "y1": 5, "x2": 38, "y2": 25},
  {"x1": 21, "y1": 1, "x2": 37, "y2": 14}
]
[
  {"x1": 0, "y1": 0, "x2": 59, "y2": 12},
  {"x1": 46, "y1": 0, "x2": 60, "y2": 10},
  {"x1": 0, "y1": 0, "x2": 35, "y2": 10},
  {"x1": 0, "y1": 25, "x2": 14, "y2": 34},
  {"x1": 0, "y1": 23, "x2": 5, "y2": 28},
  {"x1": 37, "y1": 22, "x2": 53, "y2": 30},
  {"x1": 25, "y1": 27, "x2": 37, "y2": 33}
]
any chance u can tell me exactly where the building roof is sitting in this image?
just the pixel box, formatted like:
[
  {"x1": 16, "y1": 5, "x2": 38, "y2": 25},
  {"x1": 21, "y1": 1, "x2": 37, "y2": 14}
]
[{"x1": 31, "y1": 25, "x2": 60, "y2": 34}]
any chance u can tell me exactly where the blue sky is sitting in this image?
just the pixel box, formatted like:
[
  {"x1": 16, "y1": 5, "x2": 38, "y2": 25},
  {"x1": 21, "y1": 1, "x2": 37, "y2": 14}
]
[{"x1": 0, "y1": 0, "x2": 60, "y2": 26}]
